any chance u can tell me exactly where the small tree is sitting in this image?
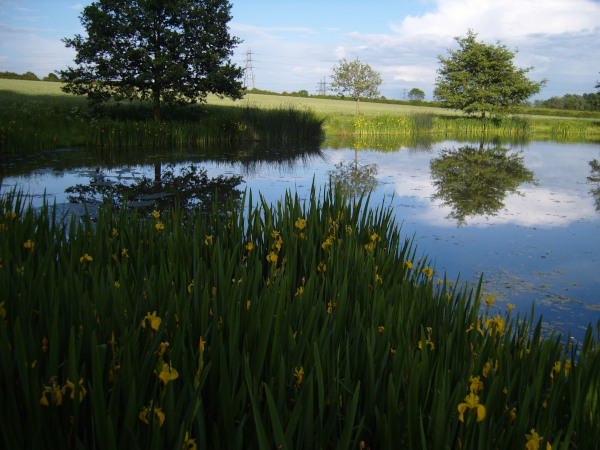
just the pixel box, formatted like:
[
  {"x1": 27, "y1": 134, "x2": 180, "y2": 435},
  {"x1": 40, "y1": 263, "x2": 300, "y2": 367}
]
[
  {"x1": 43, "y1": 73, "x2": 61, "y2": 82},
  {"x1": 331, "y1": 58, "x2": 382, "y2": 114},
  {"x1": 60, "y1": 0, "x2": 243, "y2": 121},
  {"x1": 434, "y1": 30, "x2": 545, "y2": 119},
  {"x1": 596, "y1": 74, "x2": 600, "y2": 108},
  {"x1": 408, "y1": 88, "x2": 425, "y2": 101}
]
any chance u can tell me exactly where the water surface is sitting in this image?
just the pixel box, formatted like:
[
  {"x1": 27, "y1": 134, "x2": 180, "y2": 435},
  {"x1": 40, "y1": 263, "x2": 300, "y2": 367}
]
[{"x1": 2, "y1": 138, "x2": 599, "y2": 340}]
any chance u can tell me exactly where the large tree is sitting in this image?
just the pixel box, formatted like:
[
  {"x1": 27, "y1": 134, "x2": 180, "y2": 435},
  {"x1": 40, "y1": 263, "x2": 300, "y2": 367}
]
[
  {"x1": 60, "y1": 0, "x2": 244, "y2": 121},
  {"x1": 331, "y1": 58, "x2": 382, "y2": 115},
  {"x1": 434, "y1": 30, "x2": 545, "y2": 119}
]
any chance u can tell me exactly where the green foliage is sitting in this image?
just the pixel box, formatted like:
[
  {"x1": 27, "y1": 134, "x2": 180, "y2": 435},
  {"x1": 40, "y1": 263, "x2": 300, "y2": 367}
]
[
  {"x1": 65, "y1": 163, "x2": 244, "y2": 218},
  {"x1": 0, "y1": 187, "x2": 598, "y2": 449},
  {"x1": 0, "y1": 87, "x2": 323, "y2": 153},
  {"x1": 430, "y1": 144, "x2": 537, "y2": 225},
  {"x1": 328, "y1": 161, "x2": 378, "y2": 201},
  {"x1": 61, "y1": 0, "x2": 243, "y2": 121},
  {"x1": 42, "y1": 73, "x2": 61, "y2": 82},
  {"x1": 408, "y1": 88, "x2": 425, "y2": 102},
  {"x1": 534, "y1": 93, "x2": 600, "y2": 112},
  {"x1": 0, "y1": 71, "x2": 40, "y2": 81},
  {"x1": 1, "y1": 79, "x2": 599, "y2": 154},
  {"x1": 331, "y1": 58, "x2": 383, "y2": 114},
  {"x1": 435, "y1": 30, "x2": 546, "y2": 119},
  {"x1": 587, "y1": 159, "x2": 600, "y2": 211}
]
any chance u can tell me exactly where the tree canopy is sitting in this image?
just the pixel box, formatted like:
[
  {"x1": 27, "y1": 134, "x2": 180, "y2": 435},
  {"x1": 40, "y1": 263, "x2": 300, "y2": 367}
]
[
  {"x1": 60, "y1": 0, "x2": 244, "y2": 121},
  {"x1": 533, "y1": 93, "x2": 599, "y2": 112},
  {"x1": 330, "y1": 58, "x2": 382, "y2": 114},
  {"x1": 434, "y1": 30, "x2": 545, "y2": 119},
  {"x1": 408, "y1": 88, "x2": 425, "y2": 101}
]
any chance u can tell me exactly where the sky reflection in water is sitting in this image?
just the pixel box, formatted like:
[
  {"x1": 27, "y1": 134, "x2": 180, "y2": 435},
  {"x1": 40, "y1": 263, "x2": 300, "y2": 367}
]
[{"x1": 1, "y1": 139, "x2": 599, "y2": 341}]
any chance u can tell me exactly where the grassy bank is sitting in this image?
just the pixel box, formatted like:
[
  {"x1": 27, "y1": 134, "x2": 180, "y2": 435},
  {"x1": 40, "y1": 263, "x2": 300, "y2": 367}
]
[
  {"x1": 0, "y1": 187, "x2": 598, "y2": 449},
  {"x1": 1, "y1": 79, "x2": 600, "y2": 153},
  {"x1": 0, "y1": 80, "x2": 323, "y2": 153}
]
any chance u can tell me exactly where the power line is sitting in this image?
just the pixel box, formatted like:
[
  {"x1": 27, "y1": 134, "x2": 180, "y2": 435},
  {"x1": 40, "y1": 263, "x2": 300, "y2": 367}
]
[
  {"x1": 243, "y1": 49, "x2": 255, "y2": 90},
  {"x1": 316, "y1": 76, "x2": 328, "y2": 95}
]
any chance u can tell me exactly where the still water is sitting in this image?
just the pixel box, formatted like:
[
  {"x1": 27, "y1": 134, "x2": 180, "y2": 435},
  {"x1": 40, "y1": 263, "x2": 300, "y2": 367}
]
[{"x1": 2, "y1": 138, "x2": 599, "y2": 340}]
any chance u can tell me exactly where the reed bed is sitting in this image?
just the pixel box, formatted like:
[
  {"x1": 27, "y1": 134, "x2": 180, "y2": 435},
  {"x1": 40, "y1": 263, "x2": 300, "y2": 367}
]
[
  {"x1": 346, "y1": 114, "x2": 536, "y2": 137},
  {"x1": 0, "y1": 88, "x2": 323, "y2": 153},
  {"x1": 0, "y1": 187, "x2": 598, "y2": 449}
]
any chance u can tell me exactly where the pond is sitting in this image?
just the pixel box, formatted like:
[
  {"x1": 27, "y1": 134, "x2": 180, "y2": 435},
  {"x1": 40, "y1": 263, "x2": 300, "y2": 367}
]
[{"x1": 2, "y1": 137, "x2": 599, "y2": 341}]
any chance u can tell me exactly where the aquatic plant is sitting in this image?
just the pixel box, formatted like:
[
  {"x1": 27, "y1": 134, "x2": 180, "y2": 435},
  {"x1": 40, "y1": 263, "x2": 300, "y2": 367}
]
[{"x1": 0, "y1": 186, "x2": 598, "y2": 449}]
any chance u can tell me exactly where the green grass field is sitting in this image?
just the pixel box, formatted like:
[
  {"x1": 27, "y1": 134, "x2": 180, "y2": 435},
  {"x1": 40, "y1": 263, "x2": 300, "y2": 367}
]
[
  {"x1": 3, "y1": 78, "x2": 599, "y2": 121},
  {"x1": 0, "y1": 79, "x2": 452, "y2": 116},
  {"x1": 1, "y1": 79, "x2": 599, "y2": 153}
]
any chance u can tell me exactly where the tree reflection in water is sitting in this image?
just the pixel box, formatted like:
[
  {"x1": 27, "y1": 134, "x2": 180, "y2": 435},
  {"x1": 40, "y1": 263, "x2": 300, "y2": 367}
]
[
  {"x1": 588, "y1": 159, "x2": 600, "y2": 211},
  {"x1": 328, "y1": 152, "x2": 378, "y2": 203},
  {"x1": 430, "y1": 142, "x2": 536, "y2": 226},
  {"x1": 65, "y1": 163, "x2": 243, "y2": 218}
]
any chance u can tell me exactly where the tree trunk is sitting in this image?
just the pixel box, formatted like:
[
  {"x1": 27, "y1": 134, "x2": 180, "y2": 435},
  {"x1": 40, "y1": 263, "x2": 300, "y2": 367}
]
[
  {"x1": 356, "y1": 97, "x2": 360, "y2": 115},
  {"x1": 154, "y1": 162, "x2": 162, "y2": 185},
  {"x1": 153, "y1": 89, "x2": 161, "y2": 121}
]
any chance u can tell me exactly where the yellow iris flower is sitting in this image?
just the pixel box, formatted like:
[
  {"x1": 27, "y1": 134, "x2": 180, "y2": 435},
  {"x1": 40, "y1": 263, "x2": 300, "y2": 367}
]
[
  {"x1": 139, "y1": 401, "x2": 165, "y2": 427},
  {"x1": 142, "y1": 311, "x2": 162, "y2": 331},
  {"x1": 62, "y1": 378, "x2": 87, "y2": 403},
  {"x1": 79, "y1": 253, "x2": 93, "y2": 263},
  {"x1": 525, "y1": 428, "x2": 543, "y2": 450},
  {"x1": 156, "y1": 361, "x2": 179, "y2": 386},
  {"x1": 294, "y1": 366, "x2": 304, "y2": 387},
  {"x1": 469, "y1": 375, "x2": 483, "y2": 394},
  {"x1": 458, "y1": 392, "x2": 486, "y2": 422},
  {"x1": 295, "y1": 218, "x2": 307, "y2": 230},
  {"x1": 40, "y1": 381, "x2": 63, "y2": 406}
]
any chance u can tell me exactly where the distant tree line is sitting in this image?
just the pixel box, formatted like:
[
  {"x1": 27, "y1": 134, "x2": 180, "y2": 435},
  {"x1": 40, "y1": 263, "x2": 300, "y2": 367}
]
[
  {"x1": 0, "y1": 71, "x2": 63, "y2": 82},
  {"x1": 533, "y1": 93, "x2": 599, "y2": 111}
]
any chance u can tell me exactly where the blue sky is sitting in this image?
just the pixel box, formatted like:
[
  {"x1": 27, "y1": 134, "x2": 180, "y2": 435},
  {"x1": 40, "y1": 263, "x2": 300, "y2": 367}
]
[{"x1": 1, "y1": 0, "x2": 599, "y2": 100}]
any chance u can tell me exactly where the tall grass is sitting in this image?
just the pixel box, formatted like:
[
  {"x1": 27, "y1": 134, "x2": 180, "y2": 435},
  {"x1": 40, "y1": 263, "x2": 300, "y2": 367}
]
[
  {"x1": 345, "y1": 114, "x2": 535, "y2": 137},
  {"x1": 0, "y1": 187, "x2": 598, "y2": 449},
  {"x1": 0, "y1": 87, "x2": 323, "y2": 153},
  {"x1": 2, "y1": 79, "x2": 600, "y2": 153}
]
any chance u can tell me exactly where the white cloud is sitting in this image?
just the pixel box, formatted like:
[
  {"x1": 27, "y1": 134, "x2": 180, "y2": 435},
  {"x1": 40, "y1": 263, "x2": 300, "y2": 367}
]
[
  {"x1": 338, "y1": 0, "x2": 600, "y2": 98},
  {"x1": 385, "y1": 65, "x2": 437, "y2": 83},
  {"x1": 0, "y1": 24, "x2": 75, "y2": 74},
  {"x1": 391, "y1": 0, "x2": 600, "y2": 42}
]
